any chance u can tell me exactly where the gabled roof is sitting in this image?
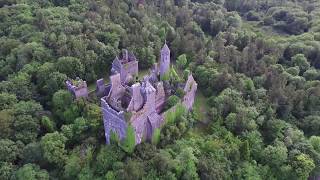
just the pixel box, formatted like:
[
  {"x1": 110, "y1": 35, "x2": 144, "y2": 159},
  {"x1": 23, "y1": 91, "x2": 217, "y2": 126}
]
[
  {"x1": 184, "y1": 74, "x2": 196, "y2": 92},
  {"x1": 161, "y1": 42, "x2": 170, "y2": 54},
  {"x1": 113, "y1": 56, "x2": 121, "y2": 66}
]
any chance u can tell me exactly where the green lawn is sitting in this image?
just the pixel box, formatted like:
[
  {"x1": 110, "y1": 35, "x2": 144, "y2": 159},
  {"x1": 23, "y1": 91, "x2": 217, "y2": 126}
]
[
  {"x1": 193, "y1": 90, "x2": 210, "y2": 122},
  {"x1": 188, "y1": 90, "x2": 212, "y2": 136}
]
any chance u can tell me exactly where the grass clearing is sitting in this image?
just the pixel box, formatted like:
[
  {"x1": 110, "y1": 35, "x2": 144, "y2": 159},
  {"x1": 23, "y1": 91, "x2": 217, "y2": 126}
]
[
  {"x1": 189, "y1": 90, "x2": 212, "y2": 135},
  {"x1": 193, "y1": 90, "x2": 210, "y2": 122}
]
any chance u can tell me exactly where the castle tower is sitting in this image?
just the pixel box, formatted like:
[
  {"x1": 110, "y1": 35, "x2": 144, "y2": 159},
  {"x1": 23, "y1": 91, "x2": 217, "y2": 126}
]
[
  {"x1": 160, "y1": 42, "x2": 170, "y2": 78},
  {"x1": 145, "y1": 81, "x2": 156, "y2": 113}
]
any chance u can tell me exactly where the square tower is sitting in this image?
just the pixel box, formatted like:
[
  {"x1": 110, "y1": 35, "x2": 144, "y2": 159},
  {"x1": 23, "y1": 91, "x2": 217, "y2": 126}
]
[
  {"x1": 160, "y1": 42, "x2": 170, "y2": 78},
  {"x1": 111, "y1": 49, "x2": 139, "y2": 83}
]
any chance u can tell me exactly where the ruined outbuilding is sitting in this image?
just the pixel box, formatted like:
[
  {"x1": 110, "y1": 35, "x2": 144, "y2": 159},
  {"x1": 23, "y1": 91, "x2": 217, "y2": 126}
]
[{"x1": 65, "y1": 77, "x2": 89, "y2": 99}]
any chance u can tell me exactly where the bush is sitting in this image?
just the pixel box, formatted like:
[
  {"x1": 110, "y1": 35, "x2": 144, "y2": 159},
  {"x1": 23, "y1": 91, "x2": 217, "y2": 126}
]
[
  {"x1": 151, "y1": 129, "x2": 160, "y2": 145},
  {"x1": 246, "y1": 11, "x2": 260, "y2": 21},
  {"x1": 166, "y1": 95, "x2": 180, "y2": 109},
  {"x1": 120, "y1": 125, "x2": 135, "y2": 154}
]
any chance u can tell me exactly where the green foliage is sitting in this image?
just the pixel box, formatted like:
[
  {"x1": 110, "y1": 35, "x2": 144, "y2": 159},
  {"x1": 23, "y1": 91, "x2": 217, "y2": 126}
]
[
  {"x1": 41, "y1": 116, "x2": 55, "y2": 133},
  {"x1": 40, "y1": 132, "x2": 67, "y2": 167},
  {"x1": 15, "y1": 164, "x2": 49, "y2": 180},
  {"x1": 291, "y1": 154, "x2": 315, "y2": 179},
  {"x1": 56, "y1": 57, "x2": 84, "y2": 79},
  {"x1": 292, "y1": 54, "x2": 310, "y2": 73},
  {"x1": 52, "y1": 90, "x2": 73, "y2": 123},
  {"x1": 0, "y1": 110, "x2": 14, "y2": 139},
  {"x1": 169, "y1": 66, "x2": 181, "y2": 84},
  {"x1": 63, "y1": 146, "x2": 94, "y2": 179},
  {"x1": 177, "y1": 54, "x2": 187, "y2": 69},
  {"x1": 183, "y1": 69, "x2": 190, "y2": 81},
  {"x1": 52, "y1": 90, "x2": 73, "y2": 110},
  {"x1": 164, "y1": 110, "x2": 176, "y2": 124},
  {"x1": 310, "y1": 136, "x2": 320, "y2": 153},
  {"x1": 175, "y1": 88, "x2": 185, "y2": 98},
  {"x1": 95, "y1": 145, "x2": 125, "y2": 175},
  {"x1": 160, "y1": 71, "x2": 170, "y2": 81},
  {"x1": 234, "y1": 162, "x2": 262, "y2": 180},
  {"x1": 120, "y1": 125, "x2": 136, "y2": 154},
  {"x1": 0, "y1": 93, "x2": 17, "y2": 110},
  {"x1": 0, "y1": 139, "x2": 19, "y2": 162},
  {"x1": 166, "y1": 95, "x2": 180, "y2": 109},
  {"x1": 63, "y1": 154, "x2": 82, "y2": 179},
  {"x1": 105, "y1": 171, "x2": 116, "y2": 180},
  {"x1": 1, "y1": 72, "x2": 33, "y2": 100},
  {"x1": 0, "y1": 162, "x2": 14, "y2": 180},
  {"x1": 151, "y1": 128, "x2": 161, "y2": 145},
  {"x1": 176, "y1": 147, "x2": 199, "y2": 179},
  {"x1": 110, "y1": 130, "x2": 120, "y2": 144},
  {"x1": 13, "y1": 100, "x2": 43, "y2": 116},
  {"x1": 286, "y1": 66, "x2": 300, "y2": 76},
  {"x1": 303, "y1": 68, "x2": 320, "y2": 80},
  {"x1": 14, "y1": 115, "x2": 40, "y2": 144},
  {"x1": 1, "y1": 0, "x2": 320, "y2": 179},
  {"x1": 42, "y1": 72, "x2": 67, "y2": 96},
  {"x1": 161, "y1": 104, "x2": 190, "y2": 145},
  {"x1": 240, "y1": 140, "x2": 250, "y2": 161},
  {"x1": 136, "y1": 46, "x2": 156, "y2": 69},
  {"x1": 21, "y1": 142, "x2": 44, "y2": 165},
  {"x1": 262, "y1": 143, "x2": 288, "y2": 168}
]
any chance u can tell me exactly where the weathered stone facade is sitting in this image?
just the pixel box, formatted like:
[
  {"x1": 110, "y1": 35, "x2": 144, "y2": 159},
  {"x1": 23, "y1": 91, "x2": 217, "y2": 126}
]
[
  {"x1": 111, "y1": 49, "x2": 138, "y2": 83},
  {"x1": 160, "y1": 43, "x2": 170, "y2": 78},
  {"x1": 96, "y1": 78, "x2": 106, "y2": 97},
  {"x1": 183, "y1": 74, "x2": 198, "y2": 110},
  {"x1": 101, "y1": 97, "x2": 127, "y2": 144},
  {"x1": 65, "y1": 43, "x2": 197, "y2": 145},
  {"x1": 101, "y1": 43, "x2": 198, "y2": 145},
  {"x1": 65, "y1": 77, "x2": 88, "y2": 99}
]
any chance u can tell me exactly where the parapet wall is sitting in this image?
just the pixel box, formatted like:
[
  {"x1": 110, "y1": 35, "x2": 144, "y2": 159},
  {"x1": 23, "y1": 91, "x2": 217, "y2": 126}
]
[
  {"x1": 66, "y1": 79, "x2": 88, "y2": 99},
  {"x1": 182, "y1": 75, "x2": 198, "y2": 110},
  {"x1": 101, "y1": 97, "x2": 127, "y2": 144}
]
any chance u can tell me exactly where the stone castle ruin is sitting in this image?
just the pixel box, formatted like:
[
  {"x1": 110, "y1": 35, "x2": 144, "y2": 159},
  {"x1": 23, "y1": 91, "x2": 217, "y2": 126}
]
[
  {"x1": 65, "y1": 77, "x2": 89, "y2": 99},
  {"x1": 66, "y1": 42, "x2": 198, "y2": 145},
  {"x1": 111, "y1": 49, "x2": 139, "y2": 83}
]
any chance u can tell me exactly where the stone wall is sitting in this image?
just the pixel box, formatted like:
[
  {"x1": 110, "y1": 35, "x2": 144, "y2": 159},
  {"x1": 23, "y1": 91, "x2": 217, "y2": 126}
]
[
  {"x1": 131, "y1": 114, "x2": 148, "y2": 144},
  {"x1": 155, "y1": 82, "x2": 166, "y2": 113},
  {"x1": 120, "y1": 61, "x2": 138, "y2": 82},
  {"x1": 108, "y1": 73, "x2": 125, "y2": 100},
  {"x1": 65, "y1": 79, "x2": 88, "y2": 99},
  {"x1": 99, "y1": 43, "x2": 197, "y2": 146},
  {"x1": 182, "y1": 74, "x2": 198, "y2": 110},
  {"x1": 96, "y1": 78, "x2": 106, "y2": 97},
  {"x1": 112, "y1": 50, "x2": 139, "y2": 83},
  {"x1": 127, "y1": 83, "x2": 144, "y2": 112},
  {"x1": 101, "y1": 97, "x2": 127, "y2": 144},
  {"x1": 160, "y1": 43, "x2": 170, "y2": 77}
]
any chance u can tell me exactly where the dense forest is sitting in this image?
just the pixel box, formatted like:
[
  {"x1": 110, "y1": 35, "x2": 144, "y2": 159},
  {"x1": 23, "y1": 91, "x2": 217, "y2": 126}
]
[{"x1": 0, "y1": 0, "x2": 320, "y2": 179}]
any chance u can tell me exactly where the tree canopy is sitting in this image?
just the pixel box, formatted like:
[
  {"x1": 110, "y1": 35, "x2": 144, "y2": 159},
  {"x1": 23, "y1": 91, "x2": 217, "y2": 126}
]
[{"x1": 0, "y1": 0, "x2": 320, "y2": 179}]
